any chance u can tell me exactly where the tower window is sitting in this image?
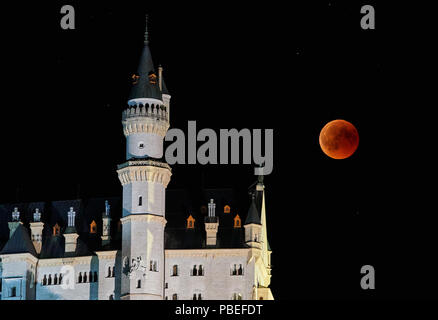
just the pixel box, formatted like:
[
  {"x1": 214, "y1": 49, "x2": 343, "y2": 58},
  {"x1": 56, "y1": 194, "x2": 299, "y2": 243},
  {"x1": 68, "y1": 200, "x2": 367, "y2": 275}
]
[
  {"x1": 198, "y1": 293, "x2": 202, "y2": 300},
  {"x1": 48, "y1": 275, "x2": 52, "y2": 286},
  {"x1": 193, "y1": 293, "x2": 197, "y2": 300},
  {"x1": 83, "y1": 272, "x2": 88, "y2": 283},
  {"x1": 172, "y1": 265, "x2": 178, "y2": 276},
  {"x1": 138, "y1": 196, "x2": 143, "y2": 206},
  {"x1": 198, "y1": 265, "x2": 204, "y2": 276},
  {"x1": 192, "y1": 265, "x2": 197, "y2": 276},
  {"x1": 78, "y1": 272, "x2": 82, "y2": 283},
  {"x1": 42, "y1": 275, "x2": 47, "y2": 286},
  {"x1": 54, "y1": 274, "x2": 58, "y2": 285}
]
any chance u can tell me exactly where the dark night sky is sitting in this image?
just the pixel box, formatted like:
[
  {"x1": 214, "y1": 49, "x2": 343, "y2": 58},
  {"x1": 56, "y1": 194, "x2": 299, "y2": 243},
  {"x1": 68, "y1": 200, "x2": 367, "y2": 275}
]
[{"x1": 0, "y1": 1, "x2": 436, "y2": 300}]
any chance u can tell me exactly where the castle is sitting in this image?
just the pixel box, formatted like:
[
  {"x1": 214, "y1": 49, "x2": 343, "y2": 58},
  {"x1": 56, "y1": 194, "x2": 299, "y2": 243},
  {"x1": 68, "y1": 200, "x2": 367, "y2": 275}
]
[{"x1": 0, "y1": 19, "x2": 273, "y2": 300}]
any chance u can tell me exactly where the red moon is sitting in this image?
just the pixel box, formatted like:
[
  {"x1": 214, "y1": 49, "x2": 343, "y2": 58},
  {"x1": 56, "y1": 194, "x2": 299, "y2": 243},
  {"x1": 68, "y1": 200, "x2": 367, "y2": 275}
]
[{"x1": 319, "y1": 119, "x2": 359, "y2": 159}]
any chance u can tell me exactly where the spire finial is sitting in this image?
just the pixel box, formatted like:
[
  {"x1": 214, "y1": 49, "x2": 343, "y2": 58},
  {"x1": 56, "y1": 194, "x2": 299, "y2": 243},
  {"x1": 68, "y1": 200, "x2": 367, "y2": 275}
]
[{"x1": 144, "y1": 14, "x2": 149, "y2": 44}]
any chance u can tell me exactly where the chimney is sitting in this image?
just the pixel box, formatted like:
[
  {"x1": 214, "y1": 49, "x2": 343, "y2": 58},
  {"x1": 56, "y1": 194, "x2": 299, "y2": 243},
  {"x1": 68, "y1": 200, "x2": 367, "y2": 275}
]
[
  {"x1": 29, "y1": 208, "x2": 44, "y2": 254},
  {"x1": 204, "y1": 199, "x2": 219, "y2": 246},
  {"x1": 64, "y1": 207, "x2": 79, "y2": 254},
  {"x1": 8, "y1": 207, "x2": 22, "y2": 238},
  {"x1": 158, "y1": 65, "x2": 163, "y2": 91},
  {"x1": 101, "y1": 200, "x2": 112, "y2": 246}
]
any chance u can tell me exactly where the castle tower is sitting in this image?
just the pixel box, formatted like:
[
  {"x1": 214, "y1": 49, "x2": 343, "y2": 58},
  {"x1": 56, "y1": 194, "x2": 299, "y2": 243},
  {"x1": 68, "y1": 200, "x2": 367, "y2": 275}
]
[
  {"x1": 29, "y1": 208, "x2": 44, "y2": 254},
  {"x1": 117, "y1": 16, "x2": 172, "y2": 300}
]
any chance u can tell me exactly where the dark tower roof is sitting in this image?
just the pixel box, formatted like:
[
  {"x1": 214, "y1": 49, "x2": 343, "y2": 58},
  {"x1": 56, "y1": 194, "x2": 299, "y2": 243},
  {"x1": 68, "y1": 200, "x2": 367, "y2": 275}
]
[
  {"x1": 244, "y1": 196, "x2": 261, "y2": 225},
  {"x1": 0, "y1": 224, "x2": 37, "y2": 257},
  {"x1": 129, "y1": 15, "x2": 163, "y2": 101}
]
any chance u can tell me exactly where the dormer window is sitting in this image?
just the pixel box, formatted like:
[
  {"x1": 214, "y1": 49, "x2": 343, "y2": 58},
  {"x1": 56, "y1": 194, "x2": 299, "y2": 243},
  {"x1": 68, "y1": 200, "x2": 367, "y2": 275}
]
[
  {"x1": 53, "y1": 223, "x2": 61, "y2": 236},
  {"x1": 187, "y1": 214, "x2": 195, "y2": 229},
  {"x1": 234, "y1": 214, "x2": 241, "y2": 228},
  {"x1": 90, "y1": 220, "x2": 97, "y2": 234}
]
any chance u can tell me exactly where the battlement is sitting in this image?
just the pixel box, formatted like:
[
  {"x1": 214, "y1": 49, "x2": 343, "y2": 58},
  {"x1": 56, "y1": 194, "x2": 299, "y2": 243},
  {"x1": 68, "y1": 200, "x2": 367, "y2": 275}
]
[{"x1": 123, "y1": 101, "x2": 168, "y2": 123}]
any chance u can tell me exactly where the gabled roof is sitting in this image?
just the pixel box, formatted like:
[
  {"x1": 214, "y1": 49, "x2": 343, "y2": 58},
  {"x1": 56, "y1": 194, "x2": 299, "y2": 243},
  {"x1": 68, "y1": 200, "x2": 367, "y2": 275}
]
[{"x1": 0, "y1": 224, "x2": 37, "y2": 257}]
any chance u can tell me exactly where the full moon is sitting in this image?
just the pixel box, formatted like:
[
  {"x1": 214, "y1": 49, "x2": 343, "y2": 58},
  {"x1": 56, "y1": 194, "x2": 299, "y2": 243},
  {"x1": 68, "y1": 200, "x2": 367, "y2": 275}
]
[{"x1": 319, "y1": 119, "x2": 359, "y2": 159}]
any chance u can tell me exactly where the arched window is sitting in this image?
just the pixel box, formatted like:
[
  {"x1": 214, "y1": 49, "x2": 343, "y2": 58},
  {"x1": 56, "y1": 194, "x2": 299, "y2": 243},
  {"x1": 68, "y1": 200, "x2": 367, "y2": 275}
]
[
  {"x1": 172, "y1": 265, "x2": 178, "y2": 276},
  {"x1": 198, "y1": 265, "x2": 203, "y2": 276},
  {"x1": 137, "y1": 279, "x2": 141, "y2": 288},
  {"x1": 78, "y1": 272, "x2": 82, "y2": 283},
  {"x1": 192, "y1": 265, "x2": 197, "y2": 276},
  {"x1": 48, "y1": 275, "x2": 52, "y2": 286},
  {"x1": 224, "y1": 205, "x2": 231, "y2": 214},
  {"x1": 107, "y1": 266, "x2": 111, "y2": 278},
  {"x1": 83, "y1": 272, "x2": 88, "y2": 283},
  {"x1": 94, "y1": 272, "x2": 98, "y2": 282},
  {"x1": 42, "y1": 275, "x2": 47, "y2": 286},
  {"x1": 59, "y1": 273, "x2": 63, "y2": 285},
  {"x1": 54, "y1": 274, "x2": 58, "y2": 285},
  {"x1": 238, "y1": 265, "x2": 243, "y2": 275},
  {"x1": 193, "y1": 293, "x2": 197, "y2": 300},
  {"x1": 109, "y1": 294, "x2": 114, "y2": 300},
  {"x1": 138, "y1": 196, "x2": 143, "y2": 206},
  {"x1": 198, "y1": 293, "x2": 202, "y2": 300},
  {"x1": 172, "y1": 294, "x2": 178, "y2": 300}
]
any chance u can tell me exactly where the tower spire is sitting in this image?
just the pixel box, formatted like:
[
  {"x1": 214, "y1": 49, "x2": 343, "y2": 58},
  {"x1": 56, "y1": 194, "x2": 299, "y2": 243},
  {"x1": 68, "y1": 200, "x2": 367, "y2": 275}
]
[{"x1": 144, "y1": 14, "x2": 149, "y2": 45}]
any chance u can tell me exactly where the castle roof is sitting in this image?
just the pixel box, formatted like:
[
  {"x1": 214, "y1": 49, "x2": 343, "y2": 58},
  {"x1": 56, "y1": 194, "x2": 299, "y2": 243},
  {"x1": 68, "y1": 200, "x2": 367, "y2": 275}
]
[
  {"x1": 0, "y1": 184, "x2": 267, "y2": 257},
  {"x1": 0, "y1": 224, "x2": 37, "y2": 257}
]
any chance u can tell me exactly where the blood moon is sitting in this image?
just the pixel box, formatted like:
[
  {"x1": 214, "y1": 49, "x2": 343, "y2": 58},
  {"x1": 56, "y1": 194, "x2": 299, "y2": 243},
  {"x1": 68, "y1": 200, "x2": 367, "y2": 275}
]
[{"x1": 319, "y1": 119, "x2": 359, "y2": 159}]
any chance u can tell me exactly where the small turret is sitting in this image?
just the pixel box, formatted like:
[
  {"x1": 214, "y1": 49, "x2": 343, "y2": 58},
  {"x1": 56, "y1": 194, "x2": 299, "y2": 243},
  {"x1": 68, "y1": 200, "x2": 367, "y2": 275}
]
[
  {"x1": 29, "y1": 208, "x2": 44, "y2": 254},
  {"x1": 8, "y1": 207, "x2": 22, "y2": 238},
  {"x1": 244, "y1": 195, "x2": 262, "y2": 249},
  {"x1": 204, "y1": 199, "x2": 219, "y2": 246},
  {"x1": 64, "y1": 207, "x2": 79, "y2": 254},
  {"x1": 101, "y1": 200, "x2": 112, "y2": 246}
]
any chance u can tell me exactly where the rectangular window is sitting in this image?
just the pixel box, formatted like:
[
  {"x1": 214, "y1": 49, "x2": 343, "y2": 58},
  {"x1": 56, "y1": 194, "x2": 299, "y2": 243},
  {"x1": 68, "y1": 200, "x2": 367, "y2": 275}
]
[
  {"x1": 137, "y1": 280, "x2": 141, "y2": 288},
  {"x1": 10, "y1": 287, "x2": 16, "y2": 297},
  {"x1": 138, "y1": 196, "x2": 143, "y2": 206}
]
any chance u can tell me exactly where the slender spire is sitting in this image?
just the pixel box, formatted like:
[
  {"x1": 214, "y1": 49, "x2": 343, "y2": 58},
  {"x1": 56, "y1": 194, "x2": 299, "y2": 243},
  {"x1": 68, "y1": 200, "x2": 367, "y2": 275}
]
[{"x1": 144, "y1": 14, "x2": 149, "y2": 45}]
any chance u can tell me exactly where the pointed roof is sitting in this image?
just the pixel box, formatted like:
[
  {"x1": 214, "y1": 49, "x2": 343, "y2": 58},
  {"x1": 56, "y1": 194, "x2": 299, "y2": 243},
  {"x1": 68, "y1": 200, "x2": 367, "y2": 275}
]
[
  {"x1": 129, "y1": 16, "x2": 163, "y2": 101},
  {"x1": 244, "y1": 196, "x2": 261, "y2": 225},
  {"x1": 0, "y1": 224, "x2": 37, "y2": 257}
]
